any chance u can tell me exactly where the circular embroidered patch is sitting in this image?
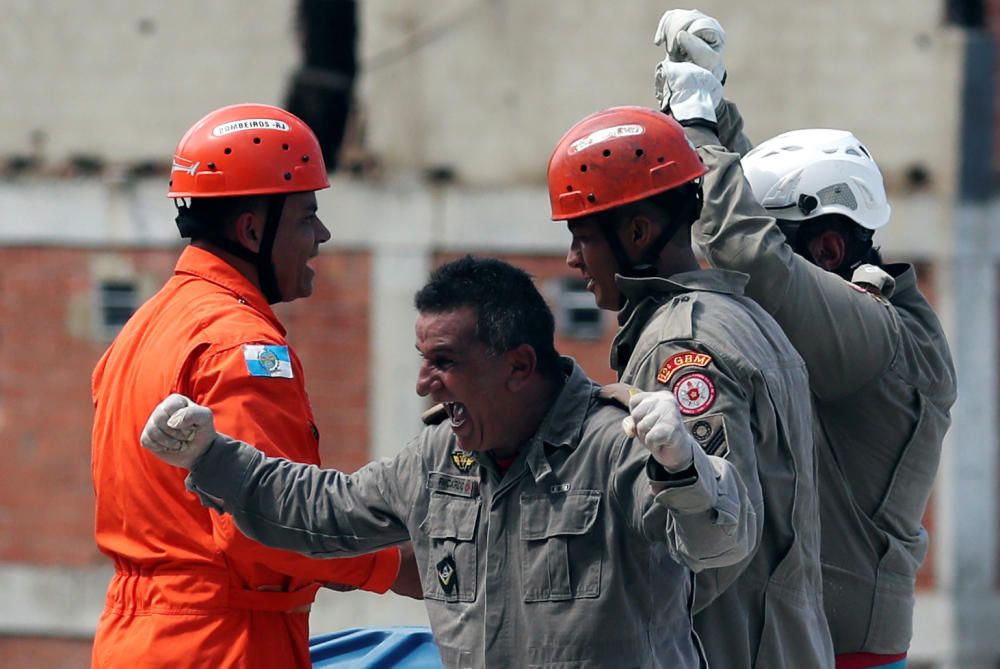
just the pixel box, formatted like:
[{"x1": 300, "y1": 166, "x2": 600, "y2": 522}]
[
  {"x1": 673, "y1": 372, "x2": 716, "y2": 415},
  {"x1": 691, "y1": 420, "x2": 713, "y2": 442}
]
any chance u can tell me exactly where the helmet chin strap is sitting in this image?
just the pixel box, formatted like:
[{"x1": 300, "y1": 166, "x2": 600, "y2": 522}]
[
  {"x1": 598, "y1": 217, "x2": 678, "y2": 310},
  {"x1": 174, "y1": 194, "x2": 287, "y2": 304},
  {"x1": 595, "y1": 183, "x2": 704, "y2": 309},
  {"x1": 256, "y1": 195, "x2": 286, "y2": 304}
]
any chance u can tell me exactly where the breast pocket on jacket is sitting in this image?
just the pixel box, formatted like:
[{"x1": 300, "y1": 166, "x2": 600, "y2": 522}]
[
  {"x1": 420, "y1": 493, "x2": 480, "y2": 603},
  {"x1": 520, "y1": 490, "x2": 603, "y2": 602}
]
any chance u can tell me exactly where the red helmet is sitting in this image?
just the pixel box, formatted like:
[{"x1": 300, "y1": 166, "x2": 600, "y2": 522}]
[
  {"x1": 547, "y1": 106, "x2": 706, "y2": 221},
  {"x1": 167, "y1": 103, "x2": 330, "y2": 198}
]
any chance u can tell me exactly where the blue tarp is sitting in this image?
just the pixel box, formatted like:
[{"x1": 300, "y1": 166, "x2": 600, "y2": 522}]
[{"x1": 310, "y1": 627, "x2": 443, "y2": 668}]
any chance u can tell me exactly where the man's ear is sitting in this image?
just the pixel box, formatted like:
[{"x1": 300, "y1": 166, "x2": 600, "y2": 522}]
[
  {"x1": 620, "y1": 214, "x2": 657, "y2": 255},
  {"x1": 806, "y1": 229, "x2": 846, "y2": 271},
  {"x1": 233, "y1": 211, "x2": 264, "y2": 253},
  {"x1": 505, "y1": 344, "x2": 538, "y2": 392}
]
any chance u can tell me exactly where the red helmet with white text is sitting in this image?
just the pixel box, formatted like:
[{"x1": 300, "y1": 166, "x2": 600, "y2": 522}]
[
  {"x1": 168, "y1": 103, "x2": 329, "y2": 198},
  {"x1": 547, "y1": 106, "x2": 706, "y2": 221}
]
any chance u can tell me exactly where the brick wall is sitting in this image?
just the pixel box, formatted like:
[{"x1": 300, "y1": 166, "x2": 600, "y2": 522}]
[
  {"x1": 275, "y1": 251, "x2": 374, "y2": 473},
  {"x1": 0, "y1": 247, "x2": 374, "y2": 567},
  {"x1": 1, "y1": 247, "x2": 141, "y2": 566}
]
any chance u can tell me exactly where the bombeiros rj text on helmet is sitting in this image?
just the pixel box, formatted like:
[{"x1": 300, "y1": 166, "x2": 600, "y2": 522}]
[{"x1": 167, "y1": 103, "x2": 330, "y2": 199}]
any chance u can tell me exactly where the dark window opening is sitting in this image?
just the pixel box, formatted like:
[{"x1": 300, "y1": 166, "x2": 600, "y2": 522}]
[
  {"x1": 286, "y1": 0, "x2": 358, "y2": 171},
  {"x1": 99, "y1": 280, "x2": 138, "y2": 336},
  {"x1": 945, "y1": 0, "x2": 984, "y2": 27},
  {"x1": 553, "y1": 277, "x2": 606, "y2": 340}
]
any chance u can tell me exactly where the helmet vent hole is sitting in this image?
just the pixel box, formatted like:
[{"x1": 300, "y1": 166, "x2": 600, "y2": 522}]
[
  {"x1": 566, "y1": 185, "x2": 573, "y2": 192},
  {"x1": 302, "y1": 155, "x2": 311, "y2": 163},
  {"x1": 253, "y1": 137, "x2": 262, "y2": 145},
  {"x1": 224, "y1": 147, "x2": 232, "y2": 155},
  {"x1": 602, "y1": 149, "x2": 611, "y2": 157},
  {"x1": 580, "y1": 164, "x2": 587, "y2": 172},
  {"x1": 657, "y1": 156, "x2": 665, "y2": 163},
  {"x1": 282, "y1": 144, "x2": 289, "y2": 151},
  {"x1": 284, "y1": 172, "x2": 292, "y2": 181},
  {"x1": 587, "y1": 193, "x2": 596, "y2": 203},
  {"x1": 207, "y1": 162, "x2": 216, "y2": 171},
  {"x1": 635, "y1": 149, "x2": 644, "y2": 157}
]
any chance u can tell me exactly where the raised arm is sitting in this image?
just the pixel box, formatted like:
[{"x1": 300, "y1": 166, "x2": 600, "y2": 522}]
[{"x1": 687, "y1": 118, "x2": 900, "y2": 400}]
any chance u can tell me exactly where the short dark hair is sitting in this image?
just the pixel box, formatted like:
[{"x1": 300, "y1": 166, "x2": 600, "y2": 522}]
[
  {"x1": 414, "y1": 256, "x2": 563, "y2": 380},
  {"x1": 598, "y1": 182, "x2": 703, "y2": 233},
  {"x1": 186, "y1": 195, "x2": 269, "y2": 236},
  {"x1": 596, "y1": 180, "x2": 702, "y2": 247}
]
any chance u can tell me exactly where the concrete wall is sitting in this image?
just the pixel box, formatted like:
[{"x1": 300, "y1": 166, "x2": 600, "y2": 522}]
[
  {"x1": 0, "y1": 0, "x2": 298, "y2": 164},
  {"x1": 360, "y1": 1, "x2": 964, "y2": 196},
  {"x1": 1, "y1": 2, "x2": 965, "y2": 196}
]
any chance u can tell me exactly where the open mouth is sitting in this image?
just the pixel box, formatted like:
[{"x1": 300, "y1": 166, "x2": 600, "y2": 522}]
[{"x1": 443, "y1": 402, "x2": 468, "y2": 428}]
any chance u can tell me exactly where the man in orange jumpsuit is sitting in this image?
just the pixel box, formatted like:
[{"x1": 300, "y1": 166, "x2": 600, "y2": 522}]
[{"x1": 90, "y1": 104, "x2": 410, "y2": 668}]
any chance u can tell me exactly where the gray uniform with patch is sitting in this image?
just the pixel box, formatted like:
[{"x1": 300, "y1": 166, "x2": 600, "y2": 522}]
[
  {"x1": 686, "y1": 101, "x2": 957, "y2": 655},
  {"x1": 184, "y1": 359, "x2": 757, "y2": 669},
  {"x1": 613, "y1": 270, "x2": 833, "y2": 668}
]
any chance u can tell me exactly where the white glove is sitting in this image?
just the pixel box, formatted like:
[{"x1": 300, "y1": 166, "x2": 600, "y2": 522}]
[
  {"x1": 140, "y1": 393, "x2": 217, "y2": 470},
  {"x1": 655, "y1": 59, "x2": 722, "y2": 123},
  {"x1": 622, "y1": 391, "x2": 696, "y2": 472},
  {"x1": 653, "y1": 9, "x2": 727, "y2": 83}
]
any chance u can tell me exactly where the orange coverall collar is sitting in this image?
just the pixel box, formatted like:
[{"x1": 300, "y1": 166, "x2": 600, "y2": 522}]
[{"x1": 174, "y1": 245, "x2": 286, "y2": 336}]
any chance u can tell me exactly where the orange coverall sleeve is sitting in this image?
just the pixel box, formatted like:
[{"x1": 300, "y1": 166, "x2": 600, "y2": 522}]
[{"x1": 186, "y1": 342, "x2": 400, "y2": 594}]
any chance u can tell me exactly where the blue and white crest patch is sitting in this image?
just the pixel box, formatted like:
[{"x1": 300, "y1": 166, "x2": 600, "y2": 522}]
[{"x1": 243, "y1": 344, "x2": 293, "y2": 378}]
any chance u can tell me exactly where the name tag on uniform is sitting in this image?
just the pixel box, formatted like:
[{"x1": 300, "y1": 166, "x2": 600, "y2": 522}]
[{"x1": 427, "y1": 472, "x2": 480, "y2": 498}]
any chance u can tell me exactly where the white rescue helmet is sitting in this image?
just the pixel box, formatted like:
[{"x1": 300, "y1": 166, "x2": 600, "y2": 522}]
[{"x1": 741, "y1": 129, "x2": 891, "y2": 231}]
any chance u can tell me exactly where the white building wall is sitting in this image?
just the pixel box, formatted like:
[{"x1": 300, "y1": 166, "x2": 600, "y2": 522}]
[
  {"x1": 0, "y1": 0, "x2": 298, "y2": 164},
  {"x1": 360, "y1": 0, "x2": 964, "y2": 196}
]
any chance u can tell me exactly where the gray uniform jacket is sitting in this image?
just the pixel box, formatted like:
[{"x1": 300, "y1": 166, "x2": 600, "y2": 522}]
[
  {"x1": 687, "y1": 101, "x2": 957, "y2": 654},
  {"x1": 184, "y1": 359, "x2": 756, "y2": 669},
  {"x1": 612, "y1": 270, "x2": 834, "y2": 669}
]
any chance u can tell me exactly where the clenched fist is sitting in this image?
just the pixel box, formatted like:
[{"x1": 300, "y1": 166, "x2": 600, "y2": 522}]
[
  {"x1": 140, "y1": 393, "x2": 218, "y2": 469},
  {"x1": 653, "y1": 8, "x2": 727, "y2": 83},
  {"x1": 623, "y1": 391, "x2": 696, "y2": 472}
]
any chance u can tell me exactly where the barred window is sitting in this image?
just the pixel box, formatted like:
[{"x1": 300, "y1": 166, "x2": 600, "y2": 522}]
[
  {"x1": 98, "y1": 280, "x2": 138, "y2": 338},
  {"x1": 552, "y1": 277, "x2": 606, "y2": 340}
]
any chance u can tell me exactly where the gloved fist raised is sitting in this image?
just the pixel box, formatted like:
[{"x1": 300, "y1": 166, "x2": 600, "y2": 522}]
[
  {"x1": 140, "y1": 393, "x2": 217, "y2": 470},
  {"x1": 653, "y1": 8, "x2": 727, "y2": 83},
  {"x1": 622, "y1": 391, "x2": 695, "y2": 472},
  {"x1": 655, "y1": 59, "x2": 722, "y2": 124}
]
